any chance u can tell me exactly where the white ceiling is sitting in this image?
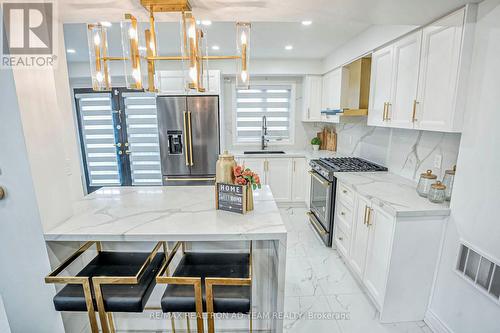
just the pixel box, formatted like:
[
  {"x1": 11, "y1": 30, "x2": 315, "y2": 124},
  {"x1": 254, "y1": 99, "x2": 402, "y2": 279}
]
[{"x1": 62, "y1": 0, "x2": 481, "y2": 62}]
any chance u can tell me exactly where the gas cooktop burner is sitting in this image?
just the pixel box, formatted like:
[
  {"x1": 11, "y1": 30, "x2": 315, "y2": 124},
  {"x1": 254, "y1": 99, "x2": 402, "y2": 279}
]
[{"x1": 319, "y1": 157, "x2": 388, "y2": 172}]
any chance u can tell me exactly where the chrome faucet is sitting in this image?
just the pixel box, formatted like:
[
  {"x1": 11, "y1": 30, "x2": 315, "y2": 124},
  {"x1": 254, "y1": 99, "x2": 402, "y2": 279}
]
[{"x1": 261, "y1": 115, "x2": 269, "y2": 150}]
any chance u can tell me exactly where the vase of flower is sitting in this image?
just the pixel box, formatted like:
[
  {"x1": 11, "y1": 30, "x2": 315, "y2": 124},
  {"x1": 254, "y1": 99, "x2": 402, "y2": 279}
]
[{"x1": 233, "y1": 165, "x2": 261, "y2": 212}]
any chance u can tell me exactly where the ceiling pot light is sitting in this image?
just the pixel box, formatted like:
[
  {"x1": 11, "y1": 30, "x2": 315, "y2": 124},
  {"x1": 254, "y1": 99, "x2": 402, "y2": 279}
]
[
  {"x1": 301, "y1": 20, "x2": 312, "y2": 26},
  {"x1": 66, "y1": 48, "x2": 76, "y2": 53},
  {"x1": 201, "y1": 20, "x2": 212, "y2": 26},
  {"x1": 100, "y1": 21, "x2": 112, "y2": 27},
  {"x1": 285, "y1": 45, "x2": 293, "y2": 50},
  {"x1": 211, "y1": 45, "x2": 220, "y2": 50}
]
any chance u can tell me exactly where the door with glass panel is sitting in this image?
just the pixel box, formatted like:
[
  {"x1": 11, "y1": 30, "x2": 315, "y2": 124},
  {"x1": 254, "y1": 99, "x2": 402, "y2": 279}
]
[{"x1": 74, "y1": 88, "x2": 162, "y2": 193}]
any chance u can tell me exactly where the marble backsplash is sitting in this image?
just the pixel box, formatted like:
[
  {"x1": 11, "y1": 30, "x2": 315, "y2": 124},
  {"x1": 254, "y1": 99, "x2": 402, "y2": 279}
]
[{"x1": 309, "y1": 119, "x2": 461, "y2": 182}]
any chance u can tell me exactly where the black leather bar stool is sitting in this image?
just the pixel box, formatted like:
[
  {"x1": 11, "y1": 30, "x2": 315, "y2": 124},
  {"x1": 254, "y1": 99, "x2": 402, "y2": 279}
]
[
  {"x1": 156, "y1": 242, "x2": 252, "y2": 333},
  {"x1": 45, "y1": 241, "x2": 165, "y2": 333}
]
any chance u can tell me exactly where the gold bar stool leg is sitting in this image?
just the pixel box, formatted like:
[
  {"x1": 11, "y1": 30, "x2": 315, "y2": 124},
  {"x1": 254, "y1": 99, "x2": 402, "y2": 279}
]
[
  {"x1": 170, "y1": 315, "x2": 176, "y2": 333},
  {"x1": 186, "y1": 313, "x2": 191, "y2": 333},
  {"x1": 107, "y1": 312, "x2": 116, "y2": 333},
  {"x1": 82, "y1": 280, "x2": 99, "y2": 333}
]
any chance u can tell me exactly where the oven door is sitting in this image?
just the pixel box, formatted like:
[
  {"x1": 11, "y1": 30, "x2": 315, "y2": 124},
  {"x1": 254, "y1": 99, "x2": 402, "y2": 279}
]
[{"x1": 308, "y1": 170, "x2": 333, "y2": 243}]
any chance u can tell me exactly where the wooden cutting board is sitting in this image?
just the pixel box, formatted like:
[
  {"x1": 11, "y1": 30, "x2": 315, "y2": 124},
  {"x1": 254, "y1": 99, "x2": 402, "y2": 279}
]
[{"x1": 317, "y1": 128, "x2": 337, "y2": 151}]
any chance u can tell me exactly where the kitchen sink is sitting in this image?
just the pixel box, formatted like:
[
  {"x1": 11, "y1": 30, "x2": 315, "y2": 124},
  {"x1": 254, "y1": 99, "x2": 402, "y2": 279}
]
[{"x1": 244, "y1": 150, "x2": 286, "y2": 155}]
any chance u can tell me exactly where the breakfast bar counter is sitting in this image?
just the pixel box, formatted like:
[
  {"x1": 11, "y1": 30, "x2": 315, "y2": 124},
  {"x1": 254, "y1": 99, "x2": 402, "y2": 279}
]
[{"x1": 44, "y1": 185, "x2": 287, "y2": 333}]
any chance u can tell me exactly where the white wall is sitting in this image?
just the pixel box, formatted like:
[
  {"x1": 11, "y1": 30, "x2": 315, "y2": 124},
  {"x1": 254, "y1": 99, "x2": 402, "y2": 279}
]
[
  {"x1": 0, "y1": 58, "x2": 65, "y2": 333},
  {"x1": 322, "y1": 25, "x2": 417, "y2": 73},
  {"x1": 426, "y1": 1, "x2": 500, "y2": 332},
  {"x1": 12, "y1": 22, "x2": 84, "y2": 232}
]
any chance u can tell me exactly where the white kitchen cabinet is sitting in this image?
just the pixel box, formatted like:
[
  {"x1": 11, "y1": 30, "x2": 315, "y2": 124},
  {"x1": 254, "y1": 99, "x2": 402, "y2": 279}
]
[
  {"x1": 367, "y1": 6, "x2": 476, "y2": 132},
  {"x1": 239, "y1": 157, "x2": 306, "y2": 203},
  {"x1": 240, "y1": 158, "x2": 266, "y2": 185},
  {"x1": 291, "y1": 158, "x2": 307, "y2": 203},
  {"x1": 302, "y1": 76, "x2": 323, "y2": 121},
  {"x1": 367, "y1": 45, "x2": 394, "y2": 127},
  {"x1": 321, "y1": 68, "x2": 349, "y2": 111},
  {"x1": 349, "y1": 194, "x2": 371, "y2": 279},
  {"x1": 336, "y1": 181, "x2": 447, "y2": 323},
  {"x1": 415, "y1": 8, "x2": 469, "y2": 132},
  {"x1": 362, "y1": 205, "x2": 394, "y2": 308},
  {"x1": 266, "y1": 158, "x2": 293, "y2": 202},
  {"x1": 390, "y1": 31, "x2": 422, "y2": 129}
]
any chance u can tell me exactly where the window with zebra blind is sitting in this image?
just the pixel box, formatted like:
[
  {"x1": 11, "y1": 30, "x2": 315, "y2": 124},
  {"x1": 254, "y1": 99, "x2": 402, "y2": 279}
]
[{"x1": 234, "y1": 84, "x2": 294, "y2": 144}]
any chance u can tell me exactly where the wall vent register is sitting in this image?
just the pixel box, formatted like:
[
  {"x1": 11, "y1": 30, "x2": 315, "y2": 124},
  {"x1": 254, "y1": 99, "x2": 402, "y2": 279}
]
[{"x1": 457, "y1": 243, "x2": 500, "y2": 305}]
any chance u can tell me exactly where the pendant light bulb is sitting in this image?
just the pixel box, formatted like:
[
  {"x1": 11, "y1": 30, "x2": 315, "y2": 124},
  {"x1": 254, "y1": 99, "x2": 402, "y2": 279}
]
[
  {"x1": 189, "y1": 66, "x2": 197, "y2": 82},
  {"x1": 128, "y1": 27, "x2": 138, "y2": 40},
  {"x1": 188, "y1": 24, "x2": 196, "y2": 40},
  {"x1": 240, "y1": 70, "x2": 248, "y2": 83},
  {"x1": 149, "y1": 41, "x2": 156, "y2": 54},
  {"x1": 240, "y1": 31, "x2": 247, "y2": 45},
  {"x1": 132, "y1": 68, "x2": 141, "y2": 83},
  {"x1": 96, "y1": 71, "x2": 104, "y2": 82},
  {"x1": 93, "y1": 33, "x2": 101, "y2": 46}
]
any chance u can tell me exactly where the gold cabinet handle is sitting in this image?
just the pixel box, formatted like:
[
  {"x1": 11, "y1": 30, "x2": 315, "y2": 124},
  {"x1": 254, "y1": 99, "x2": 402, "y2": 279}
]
[
  {"x1": 363, "y1": 206, "x2": 370, "y2": 225},
  {"x1": 412, "y1": 100, "x2": 419, "y2": 122},
  {"x1": 367, "y1": 208, "x2": 373, "y2": 226},
  {"x1": 0, "y1": 186, "x2": 5, "y2": 200},
  {"x1": 386, "y1": 102, "x2": 391, "y2": 120},
  {"x1": 187, "y1": 111, "x2": 194, "y2": 166},
  {"x1": 382, "y1": 102, "x2": 387, "y2": 121},
  {"x1": 183, "y1": 111, "x2": 189, "y2": 166}
]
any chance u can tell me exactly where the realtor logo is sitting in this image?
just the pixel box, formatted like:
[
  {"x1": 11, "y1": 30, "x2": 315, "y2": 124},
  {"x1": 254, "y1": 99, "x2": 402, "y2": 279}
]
[{"x1": 1, "y1": 1, "x2": 56, "y2": 67}]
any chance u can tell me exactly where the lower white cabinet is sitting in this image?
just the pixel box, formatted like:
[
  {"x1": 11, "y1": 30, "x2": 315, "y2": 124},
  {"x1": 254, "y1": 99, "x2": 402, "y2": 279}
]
[
  {"x1": 266, "y1": 159, "x2": 293, "y2": 202},
  {"x1": 349, "y1": 195, "x2": 372, "y2": 279},
  {"x1": 362, "y1": 205, "x2": 394, "y2": 308},
  {"x1": 335, "y1": 181, "x2": 447, "y2": 323},
  {"x1": 237, "y1": 157, "x2": 307, "y2": 204}
]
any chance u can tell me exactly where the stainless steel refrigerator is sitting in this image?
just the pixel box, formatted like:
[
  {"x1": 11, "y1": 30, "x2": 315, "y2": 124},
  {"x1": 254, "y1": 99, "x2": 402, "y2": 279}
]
[{"x1": 157, "y1": 95, "x2": 220, "y2": 185}]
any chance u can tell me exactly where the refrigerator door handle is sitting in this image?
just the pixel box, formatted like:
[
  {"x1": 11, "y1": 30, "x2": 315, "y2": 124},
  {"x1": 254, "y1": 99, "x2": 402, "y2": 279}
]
[
  {"x1": 187, "y1": 111, "x2": 194, "y2": 166},
  {"x1": 183, "y1": 111, "x2": 190, "y2": 166}
]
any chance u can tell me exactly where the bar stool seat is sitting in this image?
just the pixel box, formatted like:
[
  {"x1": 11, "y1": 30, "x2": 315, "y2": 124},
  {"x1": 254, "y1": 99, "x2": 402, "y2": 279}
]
[
  {"x1": 161, "y1": 252, "x2": 251, "y2": 313},
  {"x1": 54, "y1": 251, "x2": 164, "y2": 313}
]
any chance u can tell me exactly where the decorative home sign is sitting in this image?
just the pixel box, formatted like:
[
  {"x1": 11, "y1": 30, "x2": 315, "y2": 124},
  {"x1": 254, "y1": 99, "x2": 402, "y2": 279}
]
[{"x1": 216, "y1": 183, "x2": 247, "y2": 214}]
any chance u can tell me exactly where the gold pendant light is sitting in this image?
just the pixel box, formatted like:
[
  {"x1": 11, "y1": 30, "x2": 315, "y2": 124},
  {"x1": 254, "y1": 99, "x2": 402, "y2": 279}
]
[{"x1": 87, "y1": 0, "x2": 251, "y2": 92}]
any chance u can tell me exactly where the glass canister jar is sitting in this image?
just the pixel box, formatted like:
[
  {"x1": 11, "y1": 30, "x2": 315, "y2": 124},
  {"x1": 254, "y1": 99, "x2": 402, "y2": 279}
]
[
  {"x1": 215, "y1": 150, "x2": 237, "y2": 184},
  {"x1": 442, "y1": 165, "x2": 456, "y2": 201},
  {"x1": 417, "y1": 169, "x2": 437, "y2": 197},
  {"x1": 428, "y1": 181, "x2": 447, "y2": 203}
]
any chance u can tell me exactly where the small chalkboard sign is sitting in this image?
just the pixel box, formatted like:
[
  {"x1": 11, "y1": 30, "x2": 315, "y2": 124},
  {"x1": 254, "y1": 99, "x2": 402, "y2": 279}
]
[{"x1": 216, "y1": 183, "x2": 247, "y2": 214}]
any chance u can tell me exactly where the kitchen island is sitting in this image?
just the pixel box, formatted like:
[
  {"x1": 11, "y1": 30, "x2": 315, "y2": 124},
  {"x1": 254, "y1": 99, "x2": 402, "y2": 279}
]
[{"x1": 45, "y1": 185, "x2": 287, "y2": 333}]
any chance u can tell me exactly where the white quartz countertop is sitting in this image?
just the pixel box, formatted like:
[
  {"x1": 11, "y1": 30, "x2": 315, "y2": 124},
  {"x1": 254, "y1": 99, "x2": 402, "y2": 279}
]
[
  {"x1": 334, "y1": 172, "x2": 451, "y2": 218},
  {"x1": 45, "y1": 185, "x2": 287, "y2": 242},
  {"x1": 232, "y1": 149, "x2": 341, "y2": 160}
]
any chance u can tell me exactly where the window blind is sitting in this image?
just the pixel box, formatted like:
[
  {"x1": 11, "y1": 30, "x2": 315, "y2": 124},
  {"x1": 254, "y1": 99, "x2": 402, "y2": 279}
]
[
  {"x1": 75, "y1": 93, "x2": 121, "y2": 186},
  {"x1": 123, "y1": 92, "x2": 163, "y2": 186},
  {"x1": 235, "y1": 85, "x2": 292, "y2": 143}
]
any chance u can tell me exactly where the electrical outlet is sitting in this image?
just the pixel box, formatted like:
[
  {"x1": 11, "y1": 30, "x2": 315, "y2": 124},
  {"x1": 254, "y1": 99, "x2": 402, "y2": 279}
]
[{"x1": 434, "y1": 154, "x2": 443, "y2": 169}]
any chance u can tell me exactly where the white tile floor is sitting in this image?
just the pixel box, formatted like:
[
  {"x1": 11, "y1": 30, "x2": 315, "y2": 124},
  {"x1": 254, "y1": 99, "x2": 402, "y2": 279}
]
[{"x1": 280, "y1": 207, "x2": 432, "y2": 333}]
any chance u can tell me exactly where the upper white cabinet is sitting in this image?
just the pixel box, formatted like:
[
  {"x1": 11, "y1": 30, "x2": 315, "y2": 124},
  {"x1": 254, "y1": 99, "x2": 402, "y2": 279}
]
[
  {"x1": 302, "y1": 75, "x2": 323, "y2": 121},
  {"x1": 367, "y1": 6, "x2": 476, "y2": 132},
  {"x1": 368, "y1": 45, "x2": 394, "y2": 127},
  {"x1": 390, "y1": 31, "x2": 422, "y2": 129},
  {"x1": 415, "y1": 8, "x2": 467, "y2": 131},
  {"x1": 322, "y1": 68, "x2": 349, "y2": 111}
]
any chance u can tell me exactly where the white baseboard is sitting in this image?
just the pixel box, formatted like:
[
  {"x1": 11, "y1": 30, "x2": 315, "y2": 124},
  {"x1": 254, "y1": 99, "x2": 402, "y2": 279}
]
[{"x1": 424, "y1": 310, "x2": 453, "y2": 333}]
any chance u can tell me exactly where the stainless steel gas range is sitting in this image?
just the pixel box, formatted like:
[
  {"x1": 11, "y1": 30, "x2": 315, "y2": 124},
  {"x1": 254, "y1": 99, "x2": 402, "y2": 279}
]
[{"x1": 307, "y1": 157, "x2": 387, "y2": 246}]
